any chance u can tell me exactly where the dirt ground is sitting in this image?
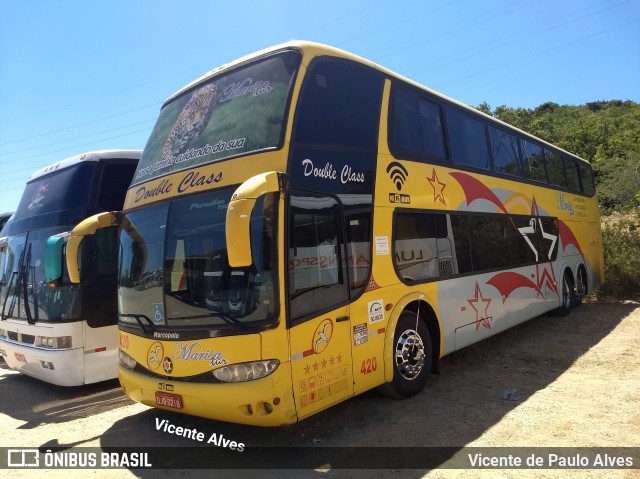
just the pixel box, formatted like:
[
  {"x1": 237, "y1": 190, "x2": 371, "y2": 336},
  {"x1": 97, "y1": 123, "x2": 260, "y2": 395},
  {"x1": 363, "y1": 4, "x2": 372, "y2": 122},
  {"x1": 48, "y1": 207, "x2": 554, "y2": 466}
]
[{"x1": 1, "y1": 300, "x2": 639, "y2": 478}]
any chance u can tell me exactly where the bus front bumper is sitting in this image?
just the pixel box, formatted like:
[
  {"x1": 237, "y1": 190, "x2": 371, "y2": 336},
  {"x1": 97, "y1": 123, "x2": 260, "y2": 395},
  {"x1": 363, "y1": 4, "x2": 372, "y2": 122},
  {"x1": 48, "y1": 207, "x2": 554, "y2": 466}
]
[
  {"x1": 0, "y1": 338, "x2": 85, "y2": 386},
  {"x1": 119, "y1": 363, "x2": 298, "y2": 427}
]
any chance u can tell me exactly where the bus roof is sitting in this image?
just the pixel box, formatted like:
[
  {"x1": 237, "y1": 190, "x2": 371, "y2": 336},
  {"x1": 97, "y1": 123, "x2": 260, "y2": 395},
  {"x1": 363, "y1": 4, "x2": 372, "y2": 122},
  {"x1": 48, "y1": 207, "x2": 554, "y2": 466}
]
[
  {"x1": 164, "y1": 41, "x2": 589, "y2": 165},
  {"x1": 28, "y1": 149, "x2": 142, "y2": 182}
]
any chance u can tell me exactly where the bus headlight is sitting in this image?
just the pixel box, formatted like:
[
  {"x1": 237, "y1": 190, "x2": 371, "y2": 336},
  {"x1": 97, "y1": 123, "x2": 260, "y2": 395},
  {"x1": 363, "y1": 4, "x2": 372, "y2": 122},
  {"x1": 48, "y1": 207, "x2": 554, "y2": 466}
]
[
  {"x1": 119, "y1": 350, "x2": 137, "y2": 370},
  {"x1": 212, "y1": 359, "x2": 279, "y2": 382},
  {"x1": 36, "y1": 336, "x2": 72, "y2": 349}
]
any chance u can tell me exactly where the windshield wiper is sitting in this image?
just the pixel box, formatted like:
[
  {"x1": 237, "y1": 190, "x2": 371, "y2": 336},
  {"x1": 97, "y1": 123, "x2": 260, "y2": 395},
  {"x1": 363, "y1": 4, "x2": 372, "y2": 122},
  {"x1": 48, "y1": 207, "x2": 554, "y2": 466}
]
[
  {"x1": 170, "y1": 312, "x2": 247, "y2": 332},
  {"x1": 2, "y1": 245, "x2": 26, "y2": 321},
  {"x1": 22, "y1": 244, "x2": 35, "y2": 325},
  {"x1": 1, "y1": 271, "x2": 17, "y2": 321},
  {"x1": 117, "y1": 313, "x2": 156, "y2": 333}
]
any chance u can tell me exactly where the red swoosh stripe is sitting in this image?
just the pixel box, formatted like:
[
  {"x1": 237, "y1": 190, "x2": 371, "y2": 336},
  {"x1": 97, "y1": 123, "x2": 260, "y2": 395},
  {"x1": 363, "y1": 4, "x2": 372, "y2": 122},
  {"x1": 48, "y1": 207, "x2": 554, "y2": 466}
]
[{"x1": 487, "y1": 272, "x2": 544, "y2": 303}]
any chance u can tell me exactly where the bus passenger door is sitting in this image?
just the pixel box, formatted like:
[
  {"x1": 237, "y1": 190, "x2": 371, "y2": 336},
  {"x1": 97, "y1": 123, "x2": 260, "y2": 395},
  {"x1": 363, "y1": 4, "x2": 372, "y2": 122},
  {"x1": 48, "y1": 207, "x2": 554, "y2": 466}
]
[{"x1": 287, "y1": 192, "x2": 353, "y2": 419}]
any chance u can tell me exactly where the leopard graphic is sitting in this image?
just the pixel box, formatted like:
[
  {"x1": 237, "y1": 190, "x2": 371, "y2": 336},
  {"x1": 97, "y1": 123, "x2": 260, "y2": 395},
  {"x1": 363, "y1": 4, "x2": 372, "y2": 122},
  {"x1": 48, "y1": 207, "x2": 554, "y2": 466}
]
[{"x1": 162, "y1": 83, "x2": 216, "y2": 161}]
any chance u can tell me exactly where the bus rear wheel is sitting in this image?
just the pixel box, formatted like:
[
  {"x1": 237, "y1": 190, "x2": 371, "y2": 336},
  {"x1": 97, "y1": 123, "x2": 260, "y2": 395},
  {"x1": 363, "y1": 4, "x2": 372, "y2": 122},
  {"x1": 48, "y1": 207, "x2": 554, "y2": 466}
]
[
  {"x1": 554, "y1": 270, "x2": 574, "y2": 316},
  {"x1": 574, "y1": 266, "x2": 587, "y2": 307},
  {"x1": 379, "y1": 311, "x2": 432, "y2": 398}
]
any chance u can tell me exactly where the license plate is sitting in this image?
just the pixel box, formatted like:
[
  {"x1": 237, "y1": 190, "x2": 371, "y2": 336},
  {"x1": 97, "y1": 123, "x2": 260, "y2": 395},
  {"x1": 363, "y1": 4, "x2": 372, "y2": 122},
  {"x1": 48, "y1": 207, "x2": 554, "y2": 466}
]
[
  {"x1": 155, "y1": 391, "x2": 183, "y2": 410},
  {"x1": 14, "y1": 353, "x2": 26, "y2": 363}
]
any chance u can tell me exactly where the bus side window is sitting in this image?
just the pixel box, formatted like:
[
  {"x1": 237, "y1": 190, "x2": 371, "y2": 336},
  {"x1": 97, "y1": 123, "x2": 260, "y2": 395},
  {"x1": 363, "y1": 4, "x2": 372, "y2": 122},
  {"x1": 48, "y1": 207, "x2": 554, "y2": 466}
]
[
  {"x1": 393, "y1": 212, "x2": 452, "y2": 281},
  {"x1": 578, "y1": 162, "x2": 595, "y2": 196},
  {"x1": 489, "y1": 126, "x2": 523, "y2": 177},
  {"x1": 521, "y1": 139, "x2": 547, "y2": 183},
  {"x1": 446, "y1": 106, "x2": 490, "y2": 170},
  {"x1": 391, "y1": 87, "x2": 446, "y2": 160},
  {"x1": 564, "y1": 156, "x2": 581, "y2": 192},
  {"x1": 288, "y1": 192, "x2": 348, "y2": 322},
  {"x1": 545, "y1": 149, "x2": 567, "y2": 188}
]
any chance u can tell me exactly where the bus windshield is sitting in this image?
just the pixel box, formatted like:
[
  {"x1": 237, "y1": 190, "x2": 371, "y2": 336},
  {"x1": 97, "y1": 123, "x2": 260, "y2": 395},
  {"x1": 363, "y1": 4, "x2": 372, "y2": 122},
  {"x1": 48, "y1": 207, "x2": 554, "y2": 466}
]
[
  {"x1": 1, "y1": 227, "x2": 81, "y2": 322},
  {"x1": 132, "y1": 50, "x2": 300, "y2": 185},
  {"x1": 118, "y1": 189, "x2": 277, "y2": 329},
  {"x1": 12, "y1": 162, "x2": 96, "y2": 233}
]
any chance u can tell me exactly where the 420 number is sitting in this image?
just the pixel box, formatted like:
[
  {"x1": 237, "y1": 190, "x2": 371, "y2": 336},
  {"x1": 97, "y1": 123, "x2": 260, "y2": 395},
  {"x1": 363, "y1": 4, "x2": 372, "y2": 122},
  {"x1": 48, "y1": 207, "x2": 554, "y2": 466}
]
[{"x1": 360, "y1": 357, "x2": 377, "y2": 375}]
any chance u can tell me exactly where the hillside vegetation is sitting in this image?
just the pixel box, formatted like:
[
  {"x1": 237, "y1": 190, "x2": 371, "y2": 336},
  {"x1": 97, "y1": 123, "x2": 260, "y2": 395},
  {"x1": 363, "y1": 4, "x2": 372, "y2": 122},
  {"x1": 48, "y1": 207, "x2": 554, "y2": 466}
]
[{"x1": 476, "y1": 100, "x2": 640, "y2": 297}]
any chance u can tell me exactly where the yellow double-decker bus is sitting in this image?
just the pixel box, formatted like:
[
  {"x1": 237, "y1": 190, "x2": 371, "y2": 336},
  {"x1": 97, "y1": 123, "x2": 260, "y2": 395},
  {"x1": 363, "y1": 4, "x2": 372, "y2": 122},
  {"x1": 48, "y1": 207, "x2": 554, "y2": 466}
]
[{"x1": 62, "y1": 42, "x2": 603, "y2": 425}]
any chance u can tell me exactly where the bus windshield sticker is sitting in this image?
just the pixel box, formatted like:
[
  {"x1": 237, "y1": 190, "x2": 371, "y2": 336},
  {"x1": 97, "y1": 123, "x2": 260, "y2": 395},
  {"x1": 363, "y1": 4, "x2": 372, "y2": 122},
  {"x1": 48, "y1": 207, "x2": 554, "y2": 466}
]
[{"x1": 153, "y1": 303, "x2": 165, "y2": 325}]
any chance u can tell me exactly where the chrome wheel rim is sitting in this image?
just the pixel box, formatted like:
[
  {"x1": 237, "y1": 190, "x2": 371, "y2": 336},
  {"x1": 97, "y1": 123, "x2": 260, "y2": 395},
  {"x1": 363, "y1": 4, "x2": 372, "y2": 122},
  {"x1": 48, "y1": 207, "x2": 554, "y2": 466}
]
[{"x1": 395, "y1": 329, "x2": 425, "y2": 381}]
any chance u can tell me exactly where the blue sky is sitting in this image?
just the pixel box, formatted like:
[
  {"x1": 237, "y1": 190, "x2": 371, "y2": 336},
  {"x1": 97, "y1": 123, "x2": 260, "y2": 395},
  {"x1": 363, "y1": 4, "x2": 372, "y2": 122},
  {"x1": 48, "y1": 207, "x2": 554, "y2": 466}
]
[{"x1": 0, "y1": 0, "x2": 638, "y2": 214}]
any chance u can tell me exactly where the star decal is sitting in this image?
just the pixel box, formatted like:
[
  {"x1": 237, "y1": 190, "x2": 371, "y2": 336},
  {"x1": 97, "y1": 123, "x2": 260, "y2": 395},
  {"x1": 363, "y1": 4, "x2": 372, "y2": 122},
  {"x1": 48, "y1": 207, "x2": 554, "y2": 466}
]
[
  {"x1": 321, "y1": 358, "x2": 327, "y2": 369},
  {"x1": 304, "y1": 363, "x2": 310, "y2": 375},
  {"x1": 536, "y1": 262, "x2": 558, "y2": 295},
  {"x1": 468, "y1": 281, "x2": 492, "y2": 331},
  {"x1": 427, "y1": 168, "x2": 447, "y2": 205},
  {"x1": 517, "y1": 203, "x2": 558, "y2": 263},
  {"x1": 329, "y1": 356, "x2": 335, "y2": 366},
  {"x1": 313, "y1": 361, "x2": 319, "y2": 371}
]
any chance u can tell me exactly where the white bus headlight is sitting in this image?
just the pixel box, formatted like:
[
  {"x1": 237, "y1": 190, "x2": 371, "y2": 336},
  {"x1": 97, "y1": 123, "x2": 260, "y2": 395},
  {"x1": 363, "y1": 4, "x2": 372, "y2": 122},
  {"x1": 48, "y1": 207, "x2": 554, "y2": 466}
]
[
  {"x1": 212, "y1": 359, "x2": 279, "y2": 382},
  {"x1": 36, "y1": 336, "x2": 72, "y2": 349},
  {"x1": 119, "y1": 350, "x2": 137, "y2": 369},
  {"x1": 55, "y1": 336, "x2": 72, "y2": 348}
]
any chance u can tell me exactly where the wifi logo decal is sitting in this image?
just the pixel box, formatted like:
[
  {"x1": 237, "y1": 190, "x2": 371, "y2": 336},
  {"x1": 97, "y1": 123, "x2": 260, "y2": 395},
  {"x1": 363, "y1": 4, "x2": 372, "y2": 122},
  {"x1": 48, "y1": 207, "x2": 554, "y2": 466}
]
[{"x1": 386, "y1": 162, "x2": 409, "y2": 191}]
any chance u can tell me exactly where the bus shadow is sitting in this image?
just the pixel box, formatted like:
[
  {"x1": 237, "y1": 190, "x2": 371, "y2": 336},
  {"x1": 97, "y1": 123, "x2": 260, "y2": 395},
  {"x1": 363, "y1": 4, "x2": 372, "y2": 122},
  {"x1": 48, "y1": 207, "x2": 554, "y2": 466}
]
[
  {"x1": 0, "y1": 366, "x2": 130, "y2": 430},
  {"x1": 95, "y1": 302, "x2": 634, "y2": 477}
]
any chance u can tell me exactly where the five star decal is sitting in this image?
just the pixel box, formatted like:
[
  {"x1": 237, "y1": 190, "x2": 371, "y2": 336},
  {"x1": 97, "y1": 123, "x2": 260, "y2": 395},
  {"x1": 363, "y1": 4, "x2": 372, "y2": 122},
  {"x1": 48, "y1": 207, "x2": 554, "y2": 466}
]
[
  {"x1": 468, "y1": 281, "x2": 492, "y2": 331},
  {"x1": 427, "y1": 168, "x2": 447, "y2": 205}
]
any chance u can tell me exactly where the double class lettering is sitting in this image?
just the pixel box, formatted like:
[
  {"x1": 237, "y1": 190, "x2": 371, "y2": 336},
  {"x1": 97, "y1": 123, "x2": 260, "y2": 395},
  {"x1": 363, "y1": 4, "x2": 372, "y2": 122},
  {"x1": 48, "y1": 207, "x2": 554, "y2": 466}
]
[
  {"x1": 135, "y1": 178, "x2": 173, "y2": 203},
  {"x1": 177, "y1": 170, "x2": 223, "y2": 193},
  {"x1": 134, "y1": 169, "x2": 223, "y2": 203},
  {"x1": 302, "y1": 159, "x2": 365, "y2": 184}
]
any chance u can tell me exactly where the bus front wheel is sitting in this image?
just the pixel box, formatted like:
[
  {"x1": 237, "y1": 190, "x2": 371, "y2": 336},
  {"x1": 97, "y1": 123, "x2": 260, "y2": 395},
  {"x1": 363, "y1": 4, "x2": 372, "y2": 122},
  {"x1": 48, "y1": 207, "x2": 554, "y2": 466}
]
[{"x1": 380, "y1": 311, "x2": 432, "y2": 398}]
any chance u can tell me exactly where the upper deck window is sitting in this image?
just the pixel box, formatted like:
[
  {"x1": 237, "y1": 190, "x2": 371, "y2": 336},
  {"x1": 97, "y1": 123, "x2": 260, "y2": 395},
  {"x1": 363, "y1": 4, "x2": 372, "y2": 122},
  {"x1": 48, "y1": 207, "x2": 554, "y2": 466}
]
[
  {"x1": 521, "y1": 140, "x2": 547, "y2": 183},
  {"x1": 564, "y1": 156, "x2": 581, "y2": 192},
  {"x1": 391, "y1": 88, "x2": 446, "y2": 160},
  {"x1": 133, "y1": 50, "x2": 301, "y2": 185},
  {"x1": 578, "y1": 161, "x2": 596, "y2": 196},
  {"x1": 446, "y1": 107, "x2": 490, "y2": 170},
  {"x1": 545, "y1": 149, "x2": 566, "y2": 188},
  {"x1": 489, "y1": 126, "x2": 522, "y2": 177}
]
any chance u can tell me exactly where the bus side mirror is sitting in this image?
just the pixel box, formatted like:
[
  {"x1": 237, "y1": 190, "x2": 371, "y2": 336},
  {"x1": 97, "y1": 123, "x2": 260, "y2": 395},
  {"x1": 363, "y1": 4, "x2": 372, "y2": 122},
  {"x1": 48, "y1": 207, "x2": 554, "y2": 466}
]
[
  {"x1": 226, "y1": 171, "x2": 286, "y2": 267},
  {"x1": 66, "y1": 211, "x2": 121, "y2": 283},
  {"x1": 44, "y1": 235, "x2": 66, "y2": 283}
]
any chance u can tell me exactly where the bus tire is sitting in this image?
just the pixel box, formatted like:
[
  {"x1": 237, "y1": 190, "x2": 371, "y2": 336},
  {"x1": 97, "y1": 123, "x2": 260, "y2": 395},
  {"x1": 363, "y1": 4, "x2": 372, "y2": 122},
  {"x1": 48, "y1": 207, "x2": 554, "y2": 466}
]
[
  {"x1": 554, "y1": 270, "x2": 574, "y2": 316},
  {"x1": 379, "y1": 311, "x2": 432, "y2": 398},
  {"x1": 574, "y1": 266, "x2": 587, "y2": 307}
]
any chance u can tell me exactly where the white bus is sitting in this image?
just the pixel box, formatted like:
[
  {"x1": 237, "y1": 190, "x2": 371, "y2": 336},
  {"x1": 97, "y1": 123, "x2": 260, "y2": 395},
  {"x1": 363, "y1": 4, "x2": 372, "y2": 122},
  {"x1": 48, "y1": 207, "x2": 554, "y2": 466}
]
[{"x1": 0, "y1": 150, "x2": 140, "y2": 386}]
